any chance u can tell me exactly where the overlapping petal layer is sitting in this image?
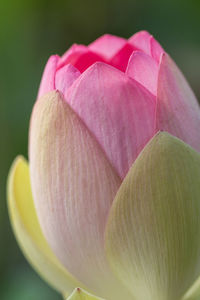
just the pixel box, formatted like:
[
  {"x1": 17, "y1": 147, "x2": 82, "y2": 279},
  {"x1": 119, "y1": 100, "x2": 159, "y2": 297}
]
[
  {"x1": 55, "y1": 64, "x2": 80, "y2": 98},
  {"x1": 29, "y1": 91, "x2": 132, "y2": 300},
  {"x1": 156, "y1": 53, "x2": 200, "y2": 152},
  {"x1": 89, "y1": 34, "x2": 127, "y2": 60},
  {"x1": 126, "y1": 51, "x2": 158, "y2": 94},
  {"x1": 7, "y1": 156, "x2": 82, "y2": 297},
  {"x1": 37, "y1": 55, "x2": 59, "y2": 99},
  {"x1": 57, "y1": 44, "x2": 105, "y2": 73},
  {"x1": 37, "y1": 32, "x2": 165, "y2": 102},
  {"x1": 106, "y1": 132, "x2": 200, "y2": 300},
  {"x1": 66, "y1": 62, "x2": 156, "y2": 179},
  {"x1": 129, "y1": 30, "x2": 164, "y2": 62},
  {"x1": 109, "y1": 43, "x2": 135, "y2": 72},
  {"x1": 129, "y1": 31, "x2": 153, "y2": 55}
]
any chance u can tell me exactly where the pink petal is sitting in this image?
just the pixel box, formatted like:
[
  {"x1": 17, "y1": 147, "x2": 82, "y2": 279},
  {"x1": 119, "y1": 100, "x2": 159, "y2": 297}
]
[
  {"x1": 37, "y1": 55, "x2": 59, "y2": 99},
  {"x1": 57, "y1": 44, "x2": 104, "y2": 73},
  {"x1": 55, "y1": 64, "x2": 80, "y2": 98},
  {"x1": 156, "y1": 53, "x2": 200, "y2": 151},
  {"x1": 150, "y1": 36, "x2": 164, "y2": 62},
  {"x1": 126, "y1": 51, "x2": 159, "y2": 95},
  {"x1": 66, "y1": 62, "x2": 156, "y2": 179},
  {"x1": 57, "y1": 44, "x2": 86, "y2": 68},
  {"x1": 109, "y1": 43, "x2": 135, "y2": 72},
  {"x1": 89, "y1": 34, "x2": 127, "y2": 60},
  {"x1": 129, "y1": 30, "x2": 152, "y2": 56},
  {"x1": 29, "y1": 91, "x2": 132, "y2": 300},
  {"x1": 129, "y1": 31, "x2": 164, "y2": 62}
]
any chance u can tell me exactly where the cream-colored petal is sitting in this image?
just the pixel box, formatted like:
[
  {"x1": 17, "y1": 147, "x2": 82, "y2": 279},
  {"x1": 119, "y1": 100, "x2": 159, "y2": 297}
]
[
  {"x1": 7, "y1": 156, "x2": 83, "y2": 296},
  {"x1": 106, "y1": 132, "x2": 200, "y2": 300},
  {"x1": 66, "y1": 288, "x2": 105, "y2": 300},
  {"x1": 29, "y1": 91, "x2": 133, "y2": 300}
]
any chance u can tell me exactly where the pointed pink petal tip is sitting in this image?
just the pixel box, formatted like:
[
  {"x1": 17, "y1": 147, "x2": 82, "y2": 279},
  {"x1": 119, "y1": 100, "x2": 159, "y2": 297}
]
[
  {"x1": 129, "y1": 30, "x2": 152, "y2": 54},
  {"x1": 89, "y1": 34, "x2": 127, "y2": 60},
  {"x1": 150, "y1": 36, "x2": 164, "y2": 62},
  {"x1": 55, "y1": 64, "x2": 80, "y2": 99},
  {"x1": 129, "y1": 31, "x2": 164, "y2": 62},
  {"x1": 37, "y1": 55, "x2": 60, "y2": 99},
  {"x1": 126, "y1": 51, "x2": 159, "y2": 95}
]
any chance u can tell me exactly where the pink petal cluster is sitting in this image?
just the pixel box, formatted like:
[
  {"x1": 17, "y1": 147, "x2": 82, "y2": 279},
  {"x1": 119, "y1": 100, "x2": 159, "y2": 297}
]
[{"x1": 37, "y1": 30, "x2": 200, "y2": 179}]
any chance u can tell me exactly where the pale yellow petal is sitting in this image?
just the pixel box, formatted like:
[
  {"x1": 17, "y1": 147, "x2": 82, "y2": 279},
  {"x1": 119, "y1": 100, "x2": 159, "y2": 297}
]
[
  {"x1": 106, "y1": 132, "x2": 200, "y2": 300},
  {"x1": 7, "y1": 156, "x2": 84, "y2": 296}
]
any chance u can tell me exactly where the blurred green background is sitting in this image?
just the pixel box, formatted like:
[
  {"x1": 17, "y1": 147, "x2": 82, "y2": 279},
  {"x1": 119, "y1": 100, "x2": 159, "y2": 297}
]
[{"x1": 1, "y1": 0, "x2": 200, "y2": 299}]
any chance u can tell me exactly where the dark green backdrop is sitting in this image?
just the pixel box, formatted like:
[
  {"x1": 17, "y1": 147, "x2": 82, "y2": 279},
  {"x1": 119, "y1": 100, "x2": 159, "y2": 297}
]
[{"x1": 1, "y1": 0, "x2": 200, "y2": 299}]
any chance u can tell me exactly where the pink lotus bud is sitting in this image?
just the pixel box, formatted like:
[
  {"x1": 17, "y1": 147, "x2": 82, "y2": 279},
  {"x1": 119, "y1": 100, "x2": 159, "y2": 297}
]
[{"x1": 8, "y1": 32, "x2": 200, "y2": 300}]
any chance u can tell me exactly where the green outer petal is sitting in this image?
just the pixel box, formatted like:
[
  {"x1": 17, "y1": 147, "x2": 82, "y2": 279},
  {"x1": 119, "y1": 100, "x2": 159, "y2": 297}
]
[
  {"x1": 105, "y1": 132, "x2": 200, "y2": 300},
  {"x1": 66, "y1": 288, "x2": 106, "y2": 300},
  {"x1": 7, "y1": 156, "x2": 84, "y2": 296}
]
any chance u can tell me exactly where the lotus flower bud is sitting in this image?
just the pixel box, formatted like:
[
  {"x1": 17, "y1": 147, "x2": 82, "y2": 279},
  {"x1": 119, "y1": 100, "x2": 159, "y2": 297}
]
[{"x1": 7, "y1": 31, "x2": 200, "y2": 300}]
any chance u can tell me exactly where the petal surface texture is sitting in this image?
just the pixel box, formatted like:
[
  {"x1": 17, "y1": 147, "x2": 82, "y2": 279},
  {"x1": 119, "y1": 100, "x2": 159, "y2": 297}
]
[
  {"x1": 89, "y1": 34, "x2": 126, "y2": 60},
  {"x1": 129, "y1": 31, "x2": 164, "y2": 62},
  {"x1": 150, "y1": 36, "x2": 164, "y2": 62},
  {"x1": 7, "y1": 156, "x2": 82, "y2": 296},
  {"x1": 129, "y1": 31, "x2": 152, "y2": 56},
  {"x1": 57, "y1": 44, "x2": 105, "y2": 73},
  {"x1": 66, "y1": 62, "x2": 156, "y2": 179},
  {"x1": 29, "y1": 91, "x2": 133, "y2": 300},
  {"x1": 126, "y1": 51, "x2": 158, "y2": 95},
  {"x1": 55, "y1": 64, "x2": 80, "y2": 98},
  {"x1": 109, "y1": 43, "x2": 135, "y2": 72},
  {"x1": 106, "y1": 132, "x2": 200, "y2": 300},
  {"x1": 67, "y1": 288, "x2": 105, "y2": 300},
  {"x1": 156, "y1": 53, "x2": 200, "y2": 151}
]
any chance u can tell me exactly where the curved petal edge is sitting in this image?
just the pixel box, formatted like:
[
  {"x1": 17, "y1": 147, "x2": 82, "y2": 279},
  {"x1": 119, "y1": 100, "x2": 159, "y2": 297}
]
[
  {"x1": 7, "y1": 156, "x2": 83, "y2": 296},
  {"x1": 105, "y1": 132, "x2": 200, "y2": 300}
]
